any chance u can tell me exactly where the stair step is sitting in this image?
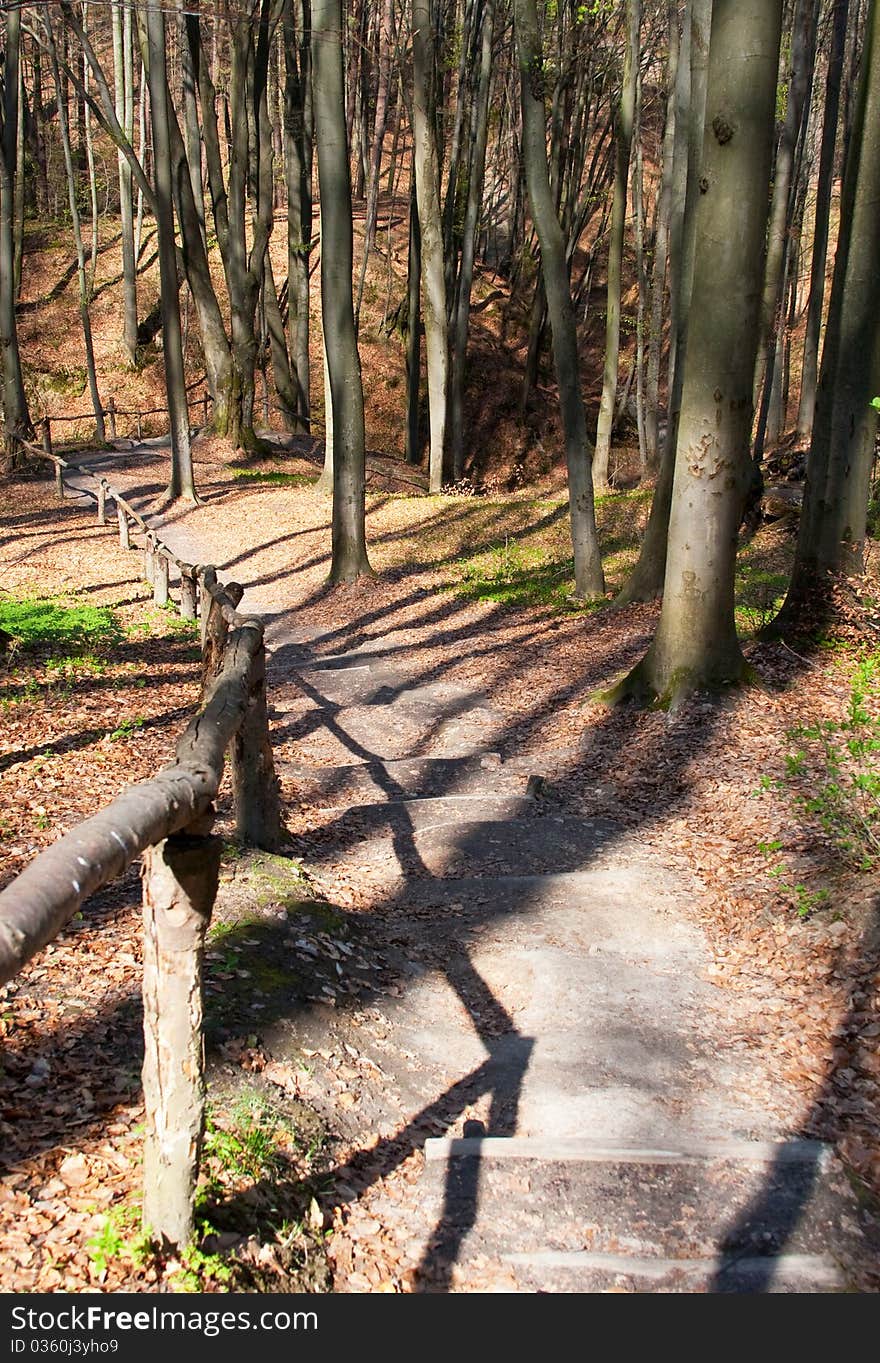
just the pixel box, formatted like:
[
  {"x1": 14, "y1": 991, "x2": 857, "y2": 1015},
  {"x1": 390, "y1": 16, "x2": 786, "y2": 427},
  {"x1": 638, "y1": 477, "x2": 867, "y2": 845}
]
[
  {"x1": 424, "y1": 1136, "x2": 831, "y2": 1166},
  {"x1": 416, "y1": 1139, "x2": 864, "y2": 1284},
  {"x1": 500, "y1": 1251, "x2": 847, "y2": 1292},
  {"x1": 281, "y1": 700, "x2": 504, "y2": 763},
  {"x1": 276, "y1": 753, "x2": 518, "y2": 803},
  {"x1": 300, "y1": 812, "x2": 642, "y2": 879}
]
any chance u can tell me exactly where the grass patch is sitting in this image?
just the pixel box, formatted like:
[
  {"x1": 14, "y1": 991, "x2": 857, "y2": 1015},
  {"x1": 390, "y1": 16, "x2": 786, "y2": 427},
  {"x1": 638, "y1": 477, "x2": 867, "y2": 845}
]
[
  {"x1": 0, "y1": 595, "x2": 121, "y2": 651},
  {"x1": 232, "y1": 469, "x2": 314, "y2": 488},
  {"x1": 450, "y1": 539, "x2": 604, "y2": 611},
  {"x1": 735, "y1": 564, "x2": 789, "y2": 638}
]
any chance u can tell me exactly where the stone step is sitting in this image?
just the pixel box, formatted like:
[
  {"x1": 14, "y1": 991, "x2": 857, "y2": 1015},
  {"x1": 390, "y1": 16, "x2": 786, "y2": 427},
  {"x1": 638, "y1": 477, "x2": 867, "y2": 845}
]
[
  {"x1": 277, "y1": 700, "x2": 504, "y2": 763},
  {"x1": 300, "y1": 810, "x2": 631, "y2": 879},
  {"x1": 499, "y1": 1251, "x2": 847, "y2": 1293},
  {"x1": 276, "y1": 753, "x2": 523, "y2": 804},
  {"x1": 416, "y1": 1137, "x2": 864, "y2": 1292}
]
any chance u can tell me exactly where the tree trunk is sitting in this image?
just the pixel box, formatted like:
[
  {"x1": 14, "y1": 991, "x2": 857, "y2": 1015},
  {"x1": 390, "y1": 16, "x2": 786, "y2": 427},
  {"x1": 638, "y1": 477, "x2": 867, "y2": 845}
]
[
  {"x1": 663, "y1": 0, "x2": 711, "y2": 477},
  {"x1": 593, "y1": 0, "x2": 639, "y2": 491},
  {"x1": 448, "y1": 0, "x2": 494, "y2": 481},
  {"x1": 45, "y1": 12, "x2": 106, "y2": 446},
  {"x1": 797, "y1": 0, "x2": 849, "y2": 440},
  {"x1": 773, "y1": 0, "x2": 880, "y2": 633},
  {"x1": 404, "y1": 180, "x2": 423, "y2": 465},
  {"x1": 645, "y1": 2, "x2": 679, "y2": 471},
  {"x1": 606, "y1": 0, "x2": 783, "y2": 706},
  {"x1": 0, "y1": 3, "x2": 33, "y2": 463},
  {"x1": 513, "y1": 0, "x2": 604, "y2": 600},
  {"x1": 355, "y1": 0, "x2": 395, "y2": 330},
  {"x1": 283, "y1": 0, "x2": 313, "y2": 432},
  {"x1": 753, "y1": 0, "x2": 819, "y2": 420},
  {"x1": 412, "y1": 0, "x2": 449, "y2": 493},
  {"x1": 141, "y1": 833, "x2": 221, "y2": 1247},
  {"x1": 264, "y1": 253, "x2": 301, "y2": 431},
  {"x1": 312, "y1": 0, "x2": 373, "y2": 582},
  {"x1": 146, "y1": 0, "x2": 196, "y2": 501},
  {"x1": 113, "y1": 0, "x2": 138, "y2": 366}
]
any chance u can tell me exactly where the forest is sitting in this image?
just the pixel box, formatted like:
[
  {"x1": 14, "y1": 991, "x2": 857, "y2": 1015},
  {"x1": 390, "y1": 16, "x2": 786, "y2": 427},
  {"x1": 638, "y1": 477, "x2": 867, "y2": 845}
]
[{"x1": 0, "y1": 0, "x2": 878, "y2": 1297}]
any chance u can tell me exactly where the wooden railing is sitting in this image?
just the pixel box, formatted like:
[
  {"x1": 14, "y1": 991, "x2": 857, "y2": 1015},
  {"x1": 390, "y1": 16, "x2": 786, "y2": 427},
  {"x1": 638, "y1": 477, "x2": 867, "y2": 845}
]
[
  {"x1": 33, "y1": 377, "x2": 213, "y2": 447},
  {"x1": 0, "y1": 450, "x2": 282, "y2": 1247}
]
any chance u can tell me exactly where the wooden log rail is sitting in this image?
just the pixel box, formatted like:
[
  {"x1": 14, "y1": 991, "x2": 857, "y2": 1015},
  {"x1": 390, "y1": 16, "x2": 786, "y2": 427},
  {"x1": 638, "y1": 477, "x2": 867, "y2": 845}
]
[
  {"x1": 16, "y1": 434, "x2": 201, "y2": 619},
  {"x1": 29, "y1": 377, "x2": 213, "y2": 443},
  {"x1": 0, "y1": 483, "x2": 284, "y2": 1247}
]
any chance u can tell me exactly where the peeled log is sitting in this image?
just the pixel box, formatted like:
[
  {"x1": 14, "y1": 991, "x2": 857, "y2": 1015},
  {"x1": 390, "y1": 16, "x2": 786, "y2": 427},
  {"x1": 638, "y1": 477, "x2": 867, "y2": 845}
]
[{"x1": 141, "y1": 833, "x2": 221, "y2": 1247}]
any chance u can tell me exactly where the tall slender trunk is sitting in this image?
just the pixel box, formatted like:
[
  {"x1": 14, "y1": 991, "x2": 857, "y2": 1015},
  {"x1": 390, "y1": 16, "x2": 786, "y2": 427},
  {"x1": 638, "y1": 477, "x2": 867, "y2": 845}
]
[
  {"x1": 404, "y1": 179, "x2": 422, "y2": 465},
  {"x1": 146, "y1": 0, "x2": 196, "y2": 501},
  {"x1": 632, "y1": 44, "x2": 648, "y2": 475},
  {"x1": 355, "y1": 0, "x2": 395, "y2": 329},
  {"x1": 45, "y1": 13, "x2": 105, "y2": 446},
  {"x1": 593, "y1": 0, "x2": 639, "y2": 491},
  {"x1": 608, "y1": 0, "x2": 784, "y2": 708},
  {"x1": 513, "y1": 0, "x2": 604, "y2": 600},
  {"x1": 283, "y1": 0, "x2": 313, "y2": 431},
  {"x1": 0, "y1": 3, "x2": 32, "y2": 462},
  {"x1": 312, "y1": 0, "x2": 372, "y2": 581},
  {"x1": 773, "y1": 0, "x2": 880, "y2": 632},
  {"x1": 617, "y1": 0, "x2": 710, "y2": 604},
  {"x1": 753, "y1": 0, "x2": 819, "y2": 418},
  {"x1": 448, "y1": 0, "x2": 493, "y2": 481},
  {"x1": 797, "y1": 0, "x2": 849, "y2": 440},
  {"x1": 264, "y1": 254, "x2": 300, "y2": 431},
  {"x1": 645, "y1": 2, "x2": 678, "y2": 470},
  {"x1": 412, "y1": 0, "x2": 449, "y2": 493},
  {"x1": 113, "y1": 1, "x2": 138, "y2": 364}
]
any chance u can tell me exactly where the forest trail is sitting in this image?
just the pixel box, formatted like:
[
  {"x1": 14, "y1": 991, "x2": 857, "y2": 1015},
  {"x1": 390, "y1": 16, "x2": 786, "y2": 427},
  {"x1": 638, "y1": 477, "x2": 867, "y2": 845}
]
[{"x1": 61, "y1": 446, "x2": 872, "y2": 1292}]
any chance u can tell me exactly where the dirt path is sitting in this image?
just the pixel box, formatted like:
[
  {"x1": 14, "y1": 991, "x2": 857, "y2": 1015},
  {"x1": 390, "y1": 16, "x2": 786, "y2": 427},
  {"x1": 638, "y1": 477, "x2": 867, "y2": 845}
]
[{"x1": 60, "y1": 443, "x2": 877, "y2": 1292}]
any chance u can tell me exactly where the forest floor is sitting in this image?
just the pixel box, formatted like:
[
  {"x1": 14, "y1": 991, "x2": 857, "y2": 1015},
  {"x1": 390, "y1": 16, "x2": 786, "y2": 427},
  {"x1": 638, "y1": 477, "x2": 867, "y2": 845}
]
[{"x1": 1, "y1": 439, "x2": 879, "y2": 1292}]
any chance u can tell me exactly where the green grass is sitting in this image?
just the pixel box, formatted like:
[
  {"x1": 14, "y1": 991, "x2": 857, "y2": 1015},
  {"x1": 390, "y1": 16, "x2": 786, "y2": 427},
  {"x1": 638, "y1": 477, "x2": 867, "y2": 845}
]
[
  {"x1": 734, "y1": 564, "x2": 789, "y2": 638},
  {"x1": 451, "y1": 539, "x2": 591, "y2": 609},
  {"x1": 232, "y1": 469, "x2": 313, "y2": 488},
  {"x1": 0, "y1": 596, "x2": 121, "y2": 651}
]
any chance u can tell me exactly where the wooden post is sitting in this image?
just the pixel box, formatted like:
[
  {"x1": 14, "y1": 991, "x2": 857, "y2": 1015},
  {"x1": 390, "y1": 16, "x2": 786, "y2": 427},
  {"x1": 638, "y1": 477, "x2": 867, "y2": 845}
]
[
  {"x1": 202, "y1": 392, "x2": 209, "y2": 426},
  {"x1": 154, "y1": 551, "x2": 169, "y2": 606},
  {"x1": 179, "y1": 565, "x2": 198, "y2": 620},
  {"x1": 231, "y1": 641, "x2": 283, "y2": 850},
  {"x1": 199, "y1": 577, "x2": 244, "y2": 699},
  {"x1": 141, "y1": 829, "x2": 222, "y2": 1248},
  {"x1": 97, "y1": 480, "x2": 107, "y2": 526},
  {"x1": 144, "y1": 533, "x2": 155, "y2": 585},
  {"x1": 107, "y1": 398, "x2": 117, "y2": 440},
  {"x1": 199, "y1": 567, "x2": 217, "y2": 650},
  {"x1": 137, "y1": 414, "x2": 142, "y2": 440},
  {"x1": 42, "y1": 420, "x2": 62, "y2": 500},
  {"x1": 117, "y1": 505, "x2": 131, "y2": 550}
]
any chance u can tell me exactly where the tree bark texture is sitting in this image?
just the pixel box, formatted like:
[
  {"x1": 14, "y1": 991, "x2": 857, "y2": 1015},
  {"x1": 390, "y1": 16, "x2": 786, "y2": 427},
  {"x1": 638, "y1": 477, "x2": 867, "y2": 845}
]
[
  {"x1": 776, "y1": 0, "x2": 880, "y2": 624},
  {"x1": 797, "y1": 0, "x2": 849, "y2": 439},
  {"x1": 608, "y1": 0, "x2": 784, "y2": 705},
  {"x1": 0, "y1": 3, "x2": 33, "y2": 461},
  {"x1": 141, "y1": 833, "x2": 221, "y2": 1247},
  {"x1": 312, "y1": 0, "x2": 372, "y2": 581},
  {"x1": 514, "y1": 0, "x2": 604, "y2": 599},
  {"x1": 593, "y1": 0, "x2": 639, "y2": 491},
  {"x1": 412, "y1": 0, "x2": 449, "y2": 493},
  {"x1": 145, "y1": 0, "x2": 196, "y2": 501}
]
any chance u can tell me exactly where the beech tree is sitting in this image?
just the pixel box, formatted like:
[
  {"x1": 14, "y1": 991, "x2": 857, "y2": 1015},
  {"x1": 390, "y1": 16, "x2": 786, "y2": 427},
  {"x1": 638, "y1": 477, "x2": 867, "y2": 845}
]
[
  {"x1": 312, "y1": 0, "x2": 372, "y2": 582},
  {"x1": 513, "y1": 0, "x2": 605, "y2": 601},
  {"x1": 606, "y1": 0, "x2": 784, "y2": 707},
  {"x1": 772, "y1": 0, "x2": 880, "y2": 636},
  {"x1": 0, "y1": 1, "x2": 33, "y2": 462}
]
